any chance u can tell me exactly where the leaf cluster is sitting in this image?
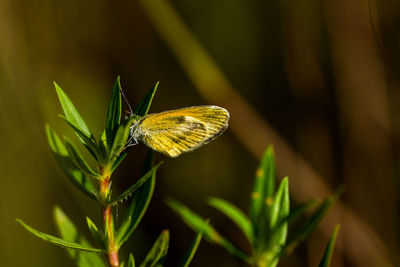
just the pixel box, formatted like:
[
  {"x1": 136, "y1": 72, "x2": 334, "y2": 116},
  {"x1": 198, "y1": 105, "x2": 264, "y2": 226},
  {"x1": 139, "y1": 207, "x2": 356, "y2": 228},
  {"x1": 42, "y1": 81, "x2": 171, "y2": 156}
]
[
  {"x1": 17, "y1": 78, "x2": 200, "y2": 267},
  {"x1": 169, "y1": 146, "x2": 341, "y2": 267},
  {"x1": 16, "y1": 77, "x2": 340, "y2": 267}
]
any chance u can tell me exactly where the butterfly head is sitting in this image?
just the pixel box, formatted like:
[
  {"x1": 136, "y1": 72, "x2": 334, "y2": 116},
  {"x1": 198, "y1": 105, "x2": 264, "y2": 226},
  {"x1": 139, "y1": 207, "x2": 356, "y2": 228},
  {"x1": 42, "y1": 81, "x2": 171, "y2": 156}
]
[{"x1": 128, "y1": 115, "x2": 142, "y2": 141}]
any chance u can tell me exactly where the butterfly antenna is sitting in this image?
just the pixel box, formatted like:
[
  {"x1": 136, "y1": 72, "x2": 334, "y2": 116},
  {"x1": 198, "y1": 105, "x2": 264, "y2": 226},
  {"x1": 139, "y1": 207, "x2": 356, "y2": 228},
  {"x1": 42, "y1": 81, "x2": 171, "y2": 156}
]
[{"x1": 120, "y1": 87, "x2": 133, "y2": 115}]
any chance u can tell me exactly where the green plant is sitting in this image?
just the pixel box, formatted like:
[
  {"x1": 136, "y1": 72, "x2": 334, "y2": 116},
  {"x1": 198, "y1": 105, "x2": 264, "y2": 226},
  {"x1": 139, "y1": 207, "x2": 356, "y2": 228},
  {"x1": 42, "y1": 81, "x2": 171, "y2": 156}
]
[
  {"x1": 16, "y1": 77, "x2": 202, "y2": 267},
  {"x1": 168, "y1": 146, "x2": 341, "y2": 267},
  {"x1": 16, "y1": 77, "x2": 340, "y2": 267}
]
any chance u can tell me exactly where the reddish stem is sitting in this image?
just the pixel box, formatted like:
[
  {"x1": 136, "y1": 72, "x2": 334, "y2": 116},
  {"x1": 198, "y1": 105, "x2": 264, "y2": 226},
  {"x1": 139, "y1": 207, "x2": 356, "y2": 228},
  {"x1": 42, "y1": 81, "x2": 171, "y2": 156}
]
[
  {"x1": 103, "y1": 206, "x2": 119, "y2": 267},
  {"x1": 99, "y1": 168, "x2": 120, "y2": 267}
]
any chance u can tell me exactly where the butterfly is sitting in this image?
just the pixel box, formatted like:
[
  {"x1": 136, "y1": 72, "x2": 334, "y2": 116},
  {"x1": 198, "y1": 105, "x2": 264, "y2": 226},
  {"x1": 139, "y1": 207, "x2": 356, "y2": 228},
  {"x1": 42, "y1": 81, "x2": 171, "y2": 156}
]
[{"x1": 128, "y1": 105, "x2": 230, "y2": 157}]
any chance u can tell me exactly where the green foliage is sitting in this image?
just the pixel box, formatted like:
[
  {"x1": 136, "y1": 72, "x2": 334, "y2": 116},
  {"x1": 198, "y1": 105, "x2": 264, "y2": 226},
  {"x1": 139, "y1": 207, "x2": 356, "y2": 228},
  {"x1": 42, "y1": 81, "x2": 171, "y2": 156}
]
[
  {"x1": 108, "y1": 115, "x2": 139, "y2": 162},
  {"x1": 53, "y1": 79, "x2": 158, "y2": 167},
  {"x1": 16, "y1": 218, "x2": 104, "y2": 253},
  {"x1": 86, "y1": 217, "x2": 106, "y2": 250},
  {"x1": 116, "y1": 151, "x2": 157, "y2": 248},
  {"x1": 59, "y1": 115, "x2": 100, "y2": 161},
  {"x1": 17, "y1": 78, "x2": 338, "y2": 267},
  {"x1": 179, "y1": 232, "x2": 203, "y2": 267},
  {"x1": 283, "y1": 189, "x2": 342, "y2": 256},
  {"x1": 207, "y1": 197, "x2": 253, "y2": 243},
  {"x1": 18, "y1": 78, "x2": 194, "y2": 267},
  {"x1": 134, "y1": 82, "x2": 159, "y2": 116},
  {"x1": 169, "y1": 146, "x2": 339, "y2": 267},
  {"x1": 139, "y1": 230, "x2": 169, "y2": 267},
  {"x1": 53, "y1": 207, "x2": 107, "y2": 267},
  {"x1": 45, "y1": 124, "x2": 98, "y2": 201},
  {"x1": 54, "y1": 82, "x2": 93, "y2": 138},
  {"x1": 110, "y1": 161, "x2": 163, "y2": 206},
  {"x1": 105, "y1": 76, "x2": 122, "y2": 147},
  {"x1": 167, "y1": 199, "x2": 250, "y2": 262},
  {"x1": 284, "y1": 199, "x2": 318, "y2": 225},
  {"x1": 64, "y1": 136, "x2": 100, "y2": 177},
  {"x1": 318, "y1": 225, "x2": 340, "y2": 267},
  {"x1": 54, "y1": 82, "x2": 99, "y2": 160},
  {"x1": 261, "y1": 177, "x2": 289, "y2": 267},
  {"x1": 250, "y1": 146, "x2": 275, "y2": 230},
  {"x1": 128, "y1": 254, "x2": 136, "y2": 267}
]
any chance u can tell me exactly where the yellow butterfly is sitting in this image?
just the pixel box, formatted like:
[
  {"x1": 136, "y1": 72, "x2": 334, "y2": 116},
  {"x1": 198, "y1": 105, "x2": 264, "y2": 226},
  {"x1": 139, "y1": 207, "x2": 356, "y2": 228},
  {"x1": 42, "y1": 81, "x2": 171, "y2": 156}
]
[{"x1": 129, "y1": 105, "x2": 229, "y2": 157}]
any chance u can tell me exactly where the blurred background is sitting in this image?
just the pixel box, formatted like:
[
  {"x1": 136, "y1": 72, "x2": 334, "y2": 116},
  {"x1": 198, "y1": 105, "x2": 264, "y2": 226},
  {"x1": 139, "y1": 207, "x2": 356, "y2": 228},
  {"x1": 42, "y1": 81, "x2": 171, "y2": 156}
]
[{"x1": 1, "y1": 0, "x2": 399, "y2": 266}]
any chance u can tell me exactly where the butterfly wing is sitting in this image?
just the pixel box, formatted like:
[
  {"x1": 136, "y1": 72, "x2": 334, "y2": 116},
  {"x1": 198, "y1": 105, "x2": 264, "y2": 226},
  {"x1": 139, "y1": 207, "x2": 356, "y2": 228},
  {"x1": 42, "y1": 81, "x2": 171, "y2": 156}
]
[{"x1": 134, "y1": 106, "x2": 229, "y2": 157}]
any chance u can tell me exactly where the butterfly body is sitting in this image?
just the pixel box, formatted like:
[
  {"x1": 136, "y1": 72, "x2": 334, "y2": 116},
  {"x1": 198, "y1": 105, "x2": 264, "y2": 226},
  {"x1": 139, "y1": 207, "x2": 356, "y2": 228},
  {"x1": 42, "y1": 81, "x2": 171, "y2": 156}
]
[{"x1": 129, "y1": 105, "x2": 229, "y2": 157}]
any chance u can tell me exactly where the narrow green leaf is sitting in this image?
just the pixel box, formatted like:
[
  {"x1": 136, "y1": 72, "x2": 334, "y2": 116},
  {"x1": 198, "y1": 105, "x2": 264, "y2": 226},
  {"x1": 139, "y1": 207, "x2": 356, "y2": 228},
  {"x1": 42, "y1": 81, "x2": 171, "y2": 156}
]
[
  {"x1": 128, "y1": 253, "x2": 135, "y2": 267},
  {"x1": 269, "y1": 199, "x2": 319, "y2": 236},
  {"x1": 100, "y1": 129, "x2": 108, "y2": 143},
  {"x1": 167, "y1": 199, "x2": 250, "y2": 262},
  {"x1": 86, "y1": 217, "x2": 106, "y2": 250},
  {"x1": 265, "y1": 199, "x2": 319, "y2": 253},
  {"x1": 109, "y1": 115, "x2": 139, "y2": 162},
  {"x1": 319, "y1": 225, "x2": 340, "y2": 267},
  {"x1": 111, "y1": 162, "x2": 163, "y2": 206},
  {"x1": 64, "y1": 137, "x2": 99, "y2": 177},
  {"x1": 53, "y1": 207, "x2": 107, "y2": 267},
  {"x1": 106, "y1": 76, "x2": 122, "y2": 147},
  {"x1": 262, "y1": 177, "x2": 289, "y2": 266},
  {"x1": 207, "y1": 197, "x2": 254, "y2": 244},
  {"x1": 121, "y1": 262, "x2": 125, "y2": 267},
  {"x1": 139, "y1": 230, "x2": 169, "y2": 267},
  {"x1": 270, "y1": 177, "x2": 290, "y2": 229},
  {"x1": 284, "y1": 190, "x2": 341, "y2": 255},
  {"x1": 134, "y1": 82, "x2": 159, "y2": 116},
  {"x1": 115, "y1": 216, "x2": 131, "y2": 246},
  {"x1": 16, "y1": 218, "x2": 104, "y2": 253},
  {"x1": 250, "y1": 146, "x2": 275, "y2": 232},
  {"x1": 46, "y1": 124, "x2": 98, "y2": 201},
  {"x1": 54, "y1": 82, "x2": 93, "y2": 139},
  {"x1": 59, "y1": 115, "x2": 99, "y2": 160},
  {"x1": 98, "y1": 130, "x2": 109, "y2": 162},
  {"x1": 116, "y1": 151, "x2": 156, "y2": 247},
  {"x1": 179, "y1": 232, "x2": 202, "y2": 267},
  {"x1": 167, "y1": 199, "x2": 220, "y2": 243}
]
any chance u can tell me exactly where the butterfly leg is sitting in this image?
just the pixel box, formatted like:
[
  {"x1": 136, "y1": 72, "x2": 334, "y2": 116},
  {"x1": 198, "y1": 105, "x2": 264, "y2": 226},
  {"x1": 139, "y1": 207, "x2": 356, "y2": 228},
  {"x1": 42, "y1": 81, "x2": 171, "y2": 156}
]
[
  {"x1": 127, "y1": 137, "x2": 138, "y2": 147},
  {"x1": 117, "y1": 135, "x2": 138, "y2": 156}
]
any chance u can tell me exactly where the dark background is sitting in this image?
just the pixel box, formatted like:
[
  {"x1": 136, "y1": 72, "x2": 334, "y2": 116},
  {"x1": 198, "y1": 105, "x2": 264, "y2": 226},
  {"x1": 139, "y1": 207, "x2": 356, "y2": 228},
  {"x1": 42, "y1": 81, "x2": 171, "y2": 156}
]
[{"x1": 1, "y1": 0, "x2": 399, "y2": 266}]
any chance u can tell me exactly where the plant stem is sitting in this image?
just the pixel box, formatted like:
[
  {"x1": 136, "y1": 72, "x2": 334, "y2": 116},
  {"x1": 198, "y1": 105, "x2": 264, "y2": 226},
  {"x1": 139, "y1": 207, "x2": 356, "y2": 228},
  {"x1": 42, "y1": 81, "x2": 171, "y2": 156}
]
[
  {"x1": 100, "y1": 166, "x2": 120, "y2": 267},
  {"x1": 103, "y1": 205, "x2": 119, "y2": 267}
]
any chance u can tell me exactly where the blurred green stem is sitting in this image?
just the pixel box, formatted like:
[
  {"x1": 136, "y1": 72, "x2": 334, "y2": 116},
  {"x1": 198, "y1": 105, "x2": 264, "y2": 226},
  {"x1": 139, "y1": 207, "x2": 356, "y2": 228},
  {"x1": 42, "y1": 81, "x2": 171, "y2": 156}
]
[{"x1": 100, "y1": 166, "x2": 119, "y2": 267}]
